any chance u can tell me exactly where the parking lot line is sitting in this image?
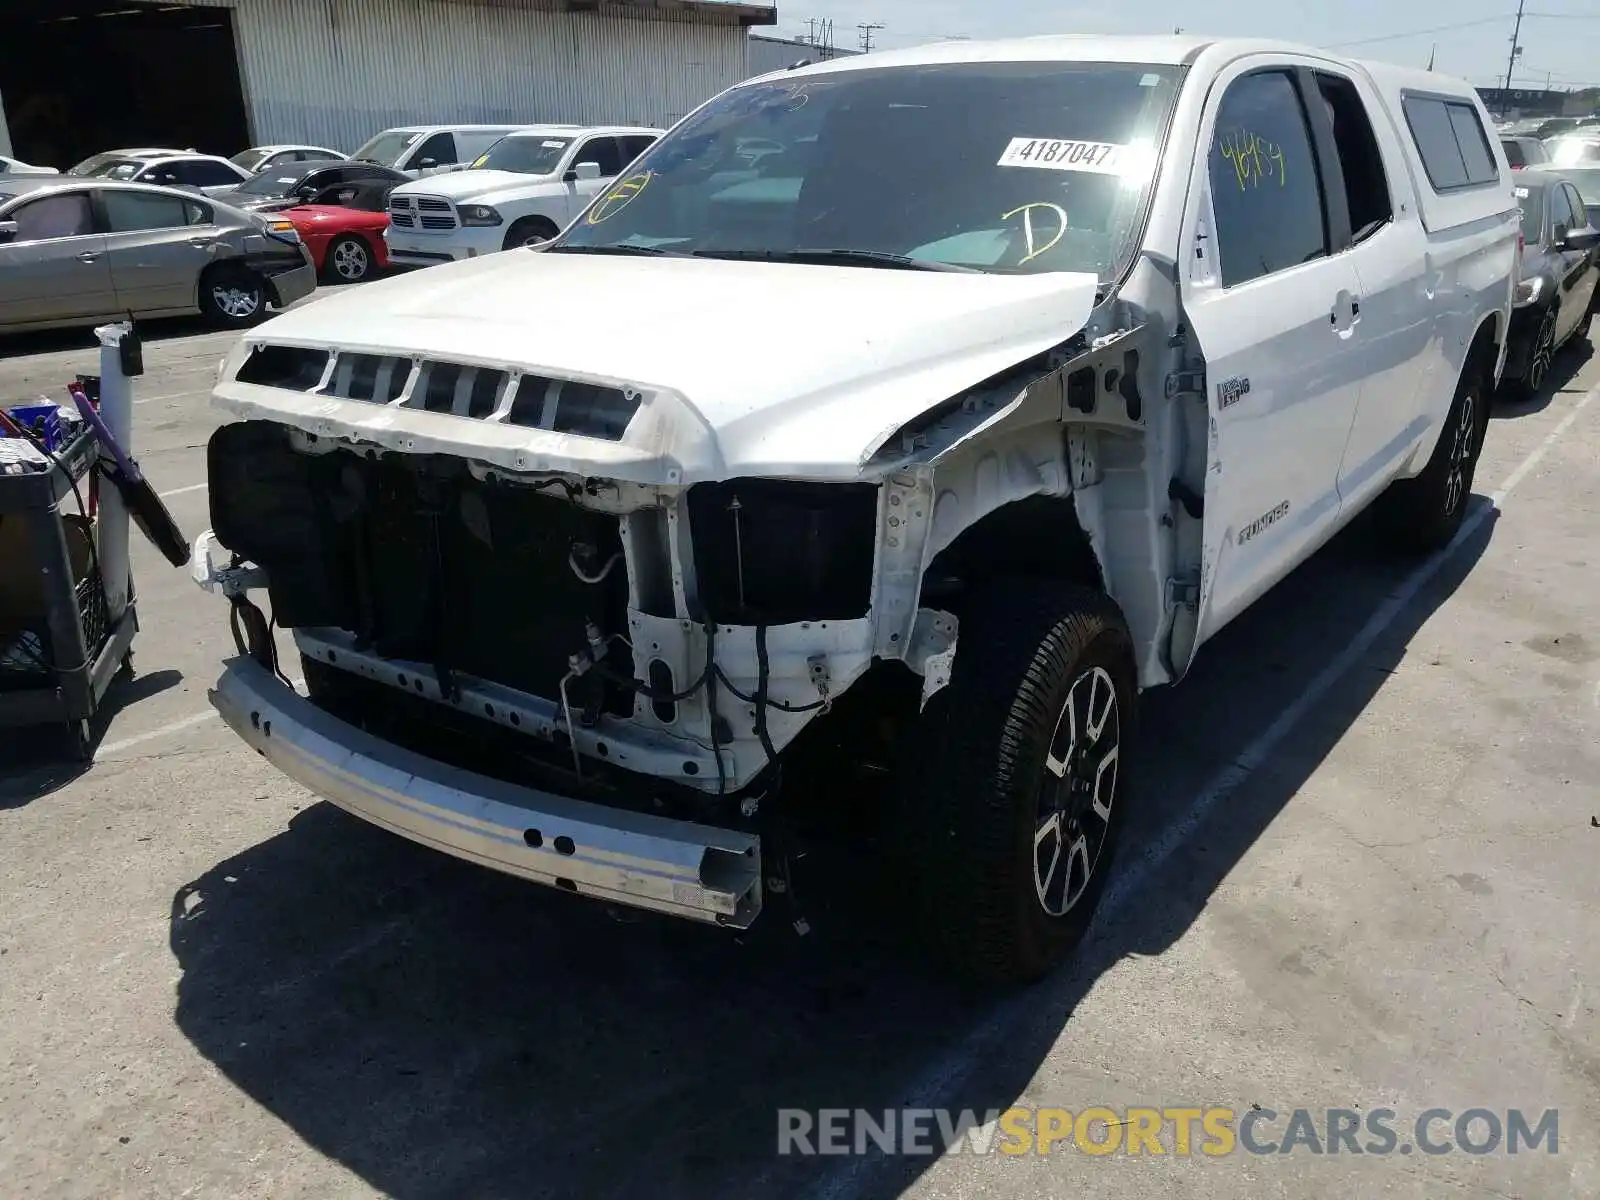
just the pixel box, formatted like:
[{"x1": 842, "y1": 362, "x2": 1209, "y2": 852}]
[
  {"x1": 157, "y1": 482, "x2": 208, "y2": 499},
  {"x1": 806, "y1": 379, "x2": 1600, "y2": 1200}
]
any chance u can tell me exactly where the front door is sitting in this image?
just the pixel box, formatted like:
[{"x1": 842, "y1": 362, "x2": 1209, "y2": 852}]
[
  {"x1": 98, "y1": 188, "x2": 217, "y2": 312},
  {"x1": 1178, "y1": 62, "x2": 1366, "y2": 657},
  {"x1": 0, "y1": 191, "x2": 115, "y2": 325}
]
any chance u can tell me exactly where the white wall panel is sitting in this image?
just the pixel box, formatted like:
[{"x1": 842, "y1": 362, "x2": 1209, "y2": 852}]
[{"x1": 167, "y1": 0, "x2": 750, "y2": 152}]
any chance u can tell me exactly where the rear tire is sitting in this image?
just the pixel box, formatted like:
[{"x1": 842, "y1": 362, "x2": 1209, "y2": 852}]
[
  {"x1": 1377, "y1": 368, "x2": 1485, "y2": 555},
  {"x1": 199, "y1": 266, "x2": 267, "y2": 328},
  {"x1": 892, "y1": 580, "x2": 1137, "y2": 985},
  {"x1": 503, "y1": 217, "x2": 559, "y2": 252}
]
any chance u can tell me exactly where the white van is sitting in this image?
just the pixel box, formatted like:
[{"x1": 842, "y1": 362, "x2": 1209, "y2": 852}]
[{"x1": 348, "y1": 125, "x2": 540, "y2": 178}]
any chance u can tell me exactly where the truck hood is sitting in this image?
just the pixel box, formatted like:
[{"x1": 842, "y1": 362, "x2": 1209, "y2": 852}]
[
  {"x1": 392, "y1": 169, "x2": 554, "y2": 201},
  {"x1": 226, "y1": 250, "x2": 1101, "y2": 483}
]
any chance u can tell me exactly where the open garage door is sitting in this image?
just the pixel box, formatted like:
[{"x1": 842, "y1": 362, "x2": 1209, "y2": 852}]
[{"x1": 0, "y1": 1, "x2": 250, "y2": 172}]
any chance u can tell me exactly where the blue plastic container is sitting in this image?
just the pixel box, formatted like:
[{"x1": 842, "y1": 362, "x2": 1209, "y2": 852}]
[{"x1": 5, "y1": 404, "x2": 64, "y2": 452}]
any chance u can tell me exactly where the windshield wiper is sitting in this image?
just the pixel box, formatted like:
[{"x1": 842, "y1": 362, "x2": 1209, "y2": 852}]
[
  {"x1": 690, "y1": 247, "x2": 981, "y2": 273},
  {"x1": 542, "y1": 243, "x2": 685, "y2": 257}
]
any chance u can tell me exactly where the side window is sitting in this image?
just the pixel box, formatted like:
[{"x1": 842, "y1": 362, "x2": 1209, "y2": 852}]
[
  {"x1": 138, "y1": 166, "x2": 179, "y2": 186},
  {"x1": 1315, "y1": 72, "x2": 1394, "y2": 243},
  {"x1": 412, "y1": 132, "x2": 458, "y2": 167},
  {"x1": 8, "y1": 192, "x2": 95, "y2": 241},
  {"x1": 1208, "y1": 70, "x2": 1329, "y2": 289},
  {"x1": 573, "y1": 137, "x2": 623, "y2": 177},
  {"x1": 621, "y1": 135, "x2": 657, "y2": 164},
  {"x1": 185, "y1": 161, "x2": 245, "y2": 187},
  {"x1": 1563, "y1": 184, "x2": 1590, "y2": 230},
  {"x1": 1502, "y1": 141, "x2": 1526, "y2": 168},
  {"x1": 1403, "y1": 96, "x2": 1501, "y2": 191},
  {"x1": 102, "y1": 189, "x2": 191, "y2": 232},
  {"x1": 1548, "y1": 183, "x2": 1575, "y2": 235}
]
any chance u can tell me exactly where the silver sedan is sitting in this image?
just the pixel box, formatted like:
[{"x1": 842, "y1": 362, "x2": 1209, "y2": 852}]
[{"x1": 0, "y1": 177, "x2": 318, "y2": 335}]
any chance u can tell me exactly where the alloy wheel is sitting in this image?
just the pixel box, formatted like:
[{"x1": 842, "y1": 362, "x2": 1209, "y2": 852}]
[
  {"x1": 212, "y1": 284, "x2": 260, "y2": 320},
  {"x1": 1035, "y1": 665, "x2": 1121, "y2": 917},
  {"x1": 1442, "y1": 388, "x2": 1478, "y2": 517},
  {"x1": 1526, "y1": 309, "x2": 1557, "y2": 394},
  {"x1": 334, "y1": 240, "x2": 369, "y2": 280}
]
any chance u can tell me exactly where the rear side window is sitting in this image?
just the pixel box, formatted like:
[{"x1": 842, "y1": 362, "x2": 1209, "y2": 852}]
[
  {"x1": 1502, "y1": 140, "x2": 1526, "y2": 168},
  {"x1": 102, "y1": 189, "x2": 191, "y2": 232},
  {"x1": 1208, "y1": 70, "x2": 1330, "y2": 288},
  {"x1": 1403, "y1": 96, "x2": 1500, "y2": 191}
]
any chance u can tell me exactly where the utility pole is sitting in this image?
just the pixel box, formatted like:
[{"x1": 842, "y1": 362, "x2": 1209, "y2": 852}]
[
  {"x1": 802, "y1": 17, "x2": 819, "y2": 46},
  {"x1": 1502, "y1": 0, "x2": 1527, "y2": 117},
  {"x1": 858, "y1": 21, "x2": 883, "y2": 52}
]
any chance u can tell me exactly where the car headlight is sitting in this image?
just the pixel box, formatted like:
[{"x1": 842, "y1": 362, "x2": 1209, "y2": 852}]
[
  {"x1": 263, "y1": 217, "x2": 302, "y2": 245},
  {"x1": 1515, "y1": 275, "x2": 1544, "y2": 305},
  {"x1": 459, "y1": 205, "x2": 502, "y2": 227}
]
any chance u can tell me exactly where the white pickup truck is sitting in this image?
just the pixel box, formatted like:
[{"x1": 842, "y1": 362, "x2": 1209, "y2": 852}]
[
  {"x1": 192, "y1": 36, "x2": 1517, "y2": 984},
  {"x1": 383, "y1": 125, "x2": 663, "y2": 265}
]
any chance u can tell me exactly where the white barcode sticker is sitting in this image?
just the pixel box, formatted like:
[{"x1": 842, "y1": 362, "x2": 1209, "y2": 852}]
[{"x1": 997, "y1": 137, "x2": 1130, "y2": 174}]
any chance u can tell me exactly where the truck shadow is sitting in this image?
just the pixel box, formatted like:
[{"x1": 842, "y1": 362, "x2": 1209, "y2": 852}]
[{"x1": 166, "y1": 502, "x2": 1496, "y2": 1200}]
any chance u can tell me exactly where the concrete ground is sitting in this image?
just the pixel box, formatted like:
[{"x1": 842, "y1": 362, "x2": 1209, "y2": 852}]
[{"x1": 1, "y1": 294, "x2": 1596, "y2": 1200}]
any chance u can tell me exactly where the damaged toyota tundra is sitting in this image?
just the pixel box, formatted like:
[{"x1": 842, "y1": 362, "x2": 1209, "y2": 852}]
[{"x1": 191, "y1": 37, "x2": 1516, "y2": 983}]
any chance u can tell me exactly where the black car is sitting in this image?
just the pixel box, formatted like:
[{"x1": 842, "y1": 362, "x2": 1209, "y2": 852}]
[
  {"x1": 211, "y1": 162, "x2": 409, "y2": 214},
  {"x1": 1502, "y1": 169, "x2": 1600, "y2": 398}
]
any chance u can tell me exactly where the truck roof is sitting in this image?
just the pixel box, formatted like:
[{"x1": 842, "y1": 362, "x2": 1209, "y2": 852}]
[{"x1": 763, "y1": 34, "x2": 1484, "y2": 99}]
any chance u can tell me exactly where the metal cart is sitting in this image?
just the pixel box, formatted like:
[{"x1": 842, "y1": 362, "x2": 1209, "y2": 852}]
[{"x1": 0, "y1": 414, "x2": 138, "y2": 760}]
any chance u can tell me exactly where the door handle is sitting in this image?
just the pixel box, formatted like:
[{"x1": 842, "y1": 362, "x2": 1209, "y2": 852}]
[
  {"x1": 188, "y1": 236, "x2": 214, "y2": 248},
  {"x1": 76, "y1": 251, "x2": 99, "y2": 263}
]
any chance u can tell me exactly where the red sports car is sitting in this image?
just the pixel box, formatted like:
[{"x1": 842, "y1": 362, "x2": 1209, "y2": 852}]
[{"x1": 278, "y1": 178, "x2": 394, "y2": 284}]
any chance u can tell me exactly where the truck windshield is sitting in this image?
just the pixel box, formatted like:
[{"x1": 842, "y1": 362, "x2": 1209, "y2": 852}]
[
  {"x1": 471, "y1": 135, "x2": 573, "y2": 174},
  {"x1": 352, "y1": 130, "x2": 421, "y2": 165},
  {"x1": 552, "y1": 60, "x2": 1185, "y2": 279}
]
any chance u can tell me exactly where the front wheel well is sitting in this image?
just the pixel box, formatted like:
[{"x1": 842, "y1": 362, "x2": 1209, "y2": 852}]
[{"x1": 919, "y1": 494, "x2": 1105, "y2": 609}]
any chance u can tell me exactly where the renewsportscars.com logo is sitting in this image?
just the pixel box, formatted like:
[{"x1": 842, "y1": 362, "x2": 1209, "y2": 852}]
[{"x1": 777, "y1": 1107, "x2": 1560, "y2": 1158}]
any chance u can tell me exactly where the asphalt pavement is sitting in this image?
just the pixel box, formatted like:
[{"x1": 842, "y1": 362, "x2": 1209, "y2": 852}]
[{"x1": 1, "y1": 294, "x2": 1596, "y2": 1199}]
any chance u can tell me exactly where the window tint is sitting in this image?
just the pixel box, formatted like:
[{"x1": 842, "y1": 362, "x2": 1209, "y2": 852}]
[
  {"x1": 1208, "y1": 70, "x2": 1329, "y2": 288},
  {"x1": 1502, "y1": 140, "x2": 1527, "y2": 168},
  {"x1": 1316, "y1": 72, "x2": 1393, "y2": 243},
  {"x1": 1403, "y1": 96, "x2": 1499, "y2": 191},
  {"x1": 102, "y1": 189, "x2": 191, "y2": 232},
  {"x1": 1548, "y1": 182, "x2": 1576, "y2": 234},
  {"x1": 412, "y1": 132, "x2": 458, "y2": 166},
  {"x1": 1564, "y1": 183, "x2": 1591, "y2": 229},
  {"x1": 573, "y1": 137, "x2": 623, "y2": 177},
  {"x1": 620, "y1": 135, "x2": 658, "y2": 164},
  {"x1": 9, "y1": 192, "x2": 94, "y2": 240}
]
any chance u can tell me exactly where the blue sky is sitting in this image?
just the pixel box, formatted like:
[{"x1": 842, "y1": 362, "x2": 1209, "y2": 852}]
[{"x1": 765, "y1": 2, "x2": 1600, "y2": 92}]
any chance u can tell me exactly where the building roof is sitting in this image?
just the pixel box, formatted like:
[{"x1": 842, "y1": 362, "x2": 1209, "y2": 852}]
[{"x1": 517, "y1": 0, "x2": 777, "y2": 26}]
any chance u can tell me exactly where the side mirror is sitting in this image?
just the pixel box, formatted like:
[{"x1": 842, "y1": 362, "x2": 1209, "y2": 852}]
[
  {"x1": 417, "y1": 157, "x2": 438, "y2": 170},
  {"x1": 0, "y1": 219, "x2": 17, "y2": 243},
  {"x1": 1564, "y1": 227, "x2": 1600, "y2": 251},
  {"x1": 296, "y1": 186, "x2": 316, "y2": 200},
  {"x1": 566, "y1": 161, "x2": 603, "y2": 183}
]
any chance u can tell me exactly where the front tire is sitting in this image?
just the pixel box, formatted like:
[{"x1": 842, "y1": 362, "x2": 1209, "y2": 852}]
[
  {"x1": 1509, "y1": 304, "x2": 1557, "y2": 401},
  {"x1": 1377, "y1": 368, "x2": 1485, "y2": 554},
  {"x1": 199, "y1": 267, "x2": 267, "y2": 328},
  {"x1": 324, "y1": 235, "x2": 374, "y2": 283},
  {"x1": 893, "y1": 581, "x2": 1137, "y2": 985},
  {"x1": 503, "y1": 217, "x2": 558, "y2": 252}
]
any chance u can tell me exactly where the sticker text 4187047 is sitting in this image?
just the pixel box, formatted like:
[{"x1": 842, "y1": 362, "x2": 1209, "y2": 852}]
[{"x1": 997, "y1": 137, "x2": 1130, "y2": 174}]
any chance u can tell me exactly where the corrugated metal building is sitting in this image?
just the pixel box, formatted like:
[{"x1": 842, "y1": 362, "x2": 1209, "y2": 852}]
[
  {"x1": 746, "y1": 33, "x2": 857, "y2": 79},
  {"x1": 1, "y1": 0, "x2": 777, "y2": 168}
]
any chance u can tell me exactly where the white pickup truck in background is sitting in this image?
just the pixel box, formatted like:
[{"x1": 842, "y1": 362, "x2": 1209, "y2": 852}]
[
  {"x1": 192, "y1": 36, "x2": 1517, "y2": 985},
  {"x1": 383, "y1": 125, "x2": 663, "y2": 264}
]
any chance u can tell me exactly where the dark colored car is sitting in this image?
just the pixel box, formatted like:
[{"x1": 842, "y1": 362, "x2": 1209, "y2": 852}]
[
  {"x1": 1503, "y1": 169, "x2": 1600, "y2": 398},
  {"x1": 209, "y1": 162, "x2": 410, "y2": 214},
  {"x1": 1501, "y1": 136, "x2": 1551, "y2": 170}
]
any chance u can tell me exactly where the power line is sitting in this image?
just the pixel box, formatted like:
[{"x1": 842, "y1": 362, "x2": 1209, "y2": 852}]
[
  {"x1": 857, "y1": 21, "x2": 884, "y2": 52},
  {"x1": 1326, "y1": 10, "x2": 1600, "y2": 49}
]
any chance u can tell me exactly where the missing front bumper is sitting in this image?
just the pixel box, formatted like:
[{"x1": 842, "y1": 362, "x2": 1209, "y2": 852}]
[{"x1": 210, "y1": 657, "x2": 763, "y2": 926}]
